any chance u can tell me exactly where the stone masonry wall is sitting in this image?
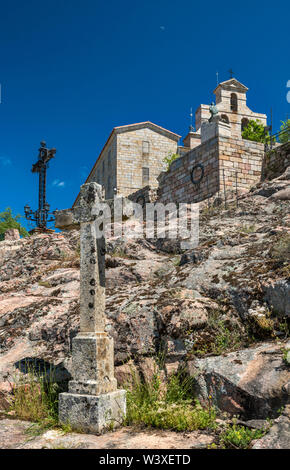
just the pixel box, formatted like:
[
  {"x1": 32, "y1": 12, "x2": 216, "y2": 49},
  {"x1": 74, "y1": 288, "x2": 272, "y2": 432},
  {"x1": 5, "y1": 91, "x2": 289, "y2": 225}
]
[
  {"x1": 82, "y1": 127, "x2": 178, "y2": 202},
  {"x1": 261, "y1": 141, "x2": 290, "y2": 181},
  {"x1": 157, "y1": 137, "x2": 220, "y2": 204},
  {"x1": 219, "y1": 137, "x2": 265, "y2": 190},
  {"x1": 87, "y1": 134, "x2": 117, "y2": 200},
  {"x1": 157, "y1": 136, "x2": 265, "y2": 205},
  {"x1": 117, "y1": 128, "x2": 178, "y2": 197},
  {"x1": 127, "y1": 185, "x2": 158, "y2": 206}
]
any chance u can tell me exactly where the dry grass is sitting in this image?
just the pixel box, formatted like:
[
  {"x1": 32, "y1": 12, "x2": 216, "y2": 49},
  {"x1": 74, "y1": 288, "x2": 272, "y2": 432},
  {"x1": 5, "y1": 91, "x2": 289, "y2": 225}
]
[
  {"x1": 124, "y1": 365, "x2": 217, "y2": 431},
  {"x1": 271, "y1": 234, "x2": 290, "y2": 262},
  {"x1": 8, "y1": 364, "x2": 59, "y2": 431}
]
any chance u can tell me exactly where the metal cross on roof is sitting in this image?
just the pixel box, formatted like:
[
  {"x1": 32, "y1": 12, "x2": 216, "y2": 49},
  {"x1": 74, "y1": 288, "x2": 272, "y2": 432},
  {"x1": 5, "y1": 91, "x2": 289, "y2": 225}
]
[{"x1": 229, "y1": 68, "x2": 234, "y2": 78}]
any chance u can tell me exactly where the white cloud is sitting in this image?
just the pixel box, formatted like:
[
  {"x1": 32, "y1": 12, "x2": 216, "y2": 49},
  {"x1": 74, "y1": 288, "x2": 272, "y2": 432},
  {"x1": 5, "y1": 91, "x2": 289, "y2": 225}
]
[
  {"x1": 52, "y1": 179, "x2": 66, "y2": 188},
  {"x1": 0, "y1": 156, "x2": 12, "y2": 166}
]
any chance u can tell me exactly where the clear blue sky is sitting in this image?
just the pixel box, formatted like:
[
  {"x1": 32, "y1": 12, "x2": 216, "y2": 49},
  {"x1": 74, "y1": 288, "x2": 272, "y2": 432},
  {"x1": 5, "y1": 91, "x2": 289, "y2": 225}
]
[{"x1": 0, "y1": 0, "x2": 289, "y2": 230}]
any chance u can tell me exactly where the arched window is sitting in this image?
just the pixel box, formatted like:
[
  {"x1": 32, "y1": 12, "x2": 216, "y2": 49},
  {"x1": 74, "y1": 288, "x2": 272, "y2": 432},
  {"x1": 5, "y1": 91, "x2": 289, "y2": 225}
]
[
  {"x1": 241, "y1": 118, "x2": 249, "y2": 131},
  {"x1": 221, "y1": 114, "x2": 229, "y2": 123},
  {"x1": 230, "y1": 93, "x2": 238, "y2": 112}
]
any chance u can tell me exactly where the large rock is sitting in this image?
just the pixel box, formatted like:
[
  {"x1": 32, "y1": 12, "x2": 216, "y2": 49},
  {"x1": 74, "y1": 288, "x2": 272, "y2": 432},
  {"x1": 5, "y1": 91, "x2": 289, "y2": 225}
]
[
  {"x1": 252, "y1": 406, "x2": 290, "y2": 449},
  {"x1": 187, "y1": 342, "x2": 290, "y2": 419},
  {"x1": 0, "y1": 171, "x2": 289, "y2": 439},
  {"x1": 4, "y1": 229, "x2": 20, "y2": 241},
  {"x1": 263, "y1": 279, "x2": 290, "y2": 317},
  {"x1": 269, "y1": 188, "x2": 290, "y2": 201},
  {"x1": 107, "y1": 302, "x2": 160, "y2": 364}
]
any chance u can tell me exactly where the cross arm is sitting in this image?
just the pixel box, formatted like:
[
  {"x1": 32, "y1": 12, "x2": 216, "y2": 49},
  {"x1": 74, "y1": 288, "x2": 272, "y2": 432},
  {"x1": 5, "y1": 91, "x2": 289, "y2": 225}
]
[{"x1": 54, "y1": 182, "x2": 103, "y2": 230}]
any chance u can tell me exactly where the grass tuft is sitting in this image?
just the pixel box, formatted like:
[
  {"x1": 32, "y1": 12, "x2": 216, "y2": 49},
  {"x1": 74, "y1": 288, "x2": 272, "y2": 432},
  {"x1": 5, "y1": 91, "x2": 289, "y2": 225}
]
[
  {"x1": 8, "y1": 363, "x2": 67, "y2": 435},
  {"x1": 240, "y1": 224, "x2": 256, "y2": 234},
  {"x1": 124, "y1": 366, "x2": 217, "y2": 431},
  {"x1": 271, "y1": 234, "x2": 290, "y2": 262},
  {"x1": 191, "y1": 309, "x2": 243, "y2": 356}
]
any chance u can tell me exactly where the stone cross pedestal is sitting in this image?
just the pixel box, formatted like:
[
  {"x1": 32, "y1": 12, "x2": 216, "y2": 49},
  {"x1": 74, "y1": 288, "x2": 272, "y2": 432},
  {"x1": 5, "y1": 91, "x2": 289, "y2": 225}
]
[{"x1": 55, "y1": 182, "x2": 126, "y2": 434}]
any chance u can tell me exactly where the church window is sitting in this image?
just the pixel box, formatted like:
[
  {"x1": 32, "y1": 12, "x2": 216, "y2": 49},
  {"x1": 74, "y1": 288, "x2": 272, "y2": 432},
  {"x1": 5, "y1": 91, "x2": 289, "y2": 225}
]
[
  {"x1": 221, "y1": 114, "x2": 229, "y2": 123},
  {"x1": 230, "y1": 93, "x2": 238, "y2": 112},
  {"x1": 142, "y1": 141, "x2": 149, "y2": 155},
  {"x1": 142, "y1": 167, "x2": 149, "y2": 185}
]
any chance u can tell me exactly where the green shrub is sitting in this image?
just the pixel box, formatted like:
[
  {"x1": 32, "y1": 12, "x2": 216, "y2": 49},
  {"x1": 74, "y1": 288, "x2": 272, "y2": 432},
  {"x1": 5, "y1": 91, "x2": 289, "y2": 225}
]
[
  {"x1": 282, "y1": 348, "x2": 290, "y2": 365},
  {"x1": 192, "y1": 310, "x2": 243, "y2": 356},
  {"x1": 220, "y1": 423, "x2": 266, "y2": 449},
  {"x1": 0, "y1": 207, "x2": 29, "y2": 239},
  {"x1": 242, "y1": 119, "x2": 270, "y2": 143},
  {"x1": 124, "y1": 367, "x2": 217, "y2": 431},
  {"x1": 279, "y1": 120, "x2": 290, "y2": 144},
  {"x1": 163, "y1": 152, "x2": 179, "y2": 171}
]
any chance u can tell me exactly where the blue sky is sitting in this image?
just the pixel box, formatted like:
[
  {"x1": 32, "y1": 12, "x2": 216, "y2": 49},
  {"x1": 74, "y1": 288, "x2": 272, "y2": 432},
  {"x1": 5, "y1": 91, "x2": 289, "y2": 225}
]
[{"x1": 0, "y1": 0, "x2": 289, "y2": 230}]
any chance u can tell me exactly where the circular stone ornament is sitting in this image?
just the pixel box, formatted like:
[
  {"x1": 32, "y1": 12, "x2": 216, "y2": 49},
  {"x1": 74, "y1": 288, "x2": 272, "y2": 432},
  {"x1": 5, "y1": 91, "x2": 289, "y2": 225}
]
[{"x1": 191, "y1": 163, "x2": 204, "y2": 185}]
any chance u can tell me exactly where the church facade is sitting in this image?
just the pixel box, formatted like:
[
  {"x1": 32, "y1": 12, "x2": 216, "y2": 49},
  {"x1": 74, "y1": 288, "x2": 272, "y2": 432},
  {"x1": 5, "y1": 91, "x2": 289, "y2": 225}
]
[
  {"x1": 74, "y1": 78, "x2": 267, "y2": 205},
  {"x1": 182, "y1": 78, "x2": 267, "y2": 151},
  {"x1": 157, "y1": 79, "x2": 268, "y2": 205},
  {"x1": 74, "y1": 122, "x2": 180, "y2": 204}
]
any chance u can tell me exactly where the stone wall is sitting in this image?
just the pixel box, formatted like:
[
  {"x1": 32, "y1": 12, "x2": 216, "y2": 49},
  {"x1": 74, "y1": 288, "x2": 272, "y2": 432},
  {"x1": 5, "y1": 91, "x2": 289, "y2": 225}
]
[
  {"x1": 157, "y1": 136, "x2": 220, "y2": 204},
  {"x1": 85, "y1": 127, "x2": 178, "y2": 201},
  {"x1": 157, "y1": 133, "x2": 265, "y2": 205},
  {"x1": 116, "y1": 128, "x2": 178, "y2": 197},
  {"x1": 127, "y1": 185, "x2": 158, "y2": 206},
  {"x1": 219, "y1": 136, "x2": 264, "y2": 190},
  {"x1": 87, "y1": 135, "x2": 117, "y2": 200},
  {"x1": 261, "y1": 141, "x2": 290, "y2": 181}
]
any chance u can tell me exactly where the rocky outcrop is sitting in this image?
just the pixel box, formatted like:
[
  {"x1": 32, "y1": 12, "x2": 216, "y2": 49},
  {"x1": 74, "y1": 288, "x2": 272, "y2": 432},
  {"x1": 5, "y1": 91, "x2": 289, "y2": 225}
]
[
  {"x1": 187, "y1": 342, "x2": 290, "y2": 419},
  {"x1": 252, "y1": 406, "x2": 290, "y2": 449},
  {"x1": 263, "y1": 279, "x2": 290, "y2": 317},
  {"x1": 4, "y1": 229, "x2": 20, "y2": 241},
  {"x1": 0, "y1": 168, "x2": 289, "y2": 433}
]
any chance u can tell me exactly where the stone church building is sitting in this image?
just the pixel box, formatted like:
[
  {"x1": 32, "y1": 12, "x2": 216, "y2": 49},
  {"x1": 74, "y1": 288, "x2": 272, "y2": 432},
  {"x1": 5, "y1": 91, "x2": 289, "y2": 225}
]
[
  {"x1": 74, "y1": 122, "x2": 180, "y2": 203},
  {"x1": 74, "y1": 78, "x2": 267, "y2": 205},
  {"x1": 182, "y1": 78, "x2": 267, "y2": 151}
]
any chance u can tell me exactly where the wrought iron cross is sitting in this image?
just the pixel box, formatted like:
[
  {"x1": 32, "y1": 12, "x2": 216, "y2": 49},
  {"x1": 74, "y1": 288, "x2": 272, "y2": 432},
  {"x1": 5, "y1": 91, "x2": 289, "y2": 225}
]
[
  {"x1": 229, "y1": 68, "x2": 234, "y2": 78},
  {"x1": 24, "y1": 141, "x2": 56, "y2": 230}
]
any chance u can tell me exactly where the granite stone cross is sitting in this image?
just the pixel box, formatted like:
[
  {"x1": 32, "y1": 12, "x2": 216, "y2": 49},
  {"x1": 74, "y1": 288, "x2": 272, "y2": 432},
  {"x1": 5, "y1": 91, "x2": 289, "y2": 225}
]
[{"x1": 55, "y1": 182, "x2": 126, "y2": 433}]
